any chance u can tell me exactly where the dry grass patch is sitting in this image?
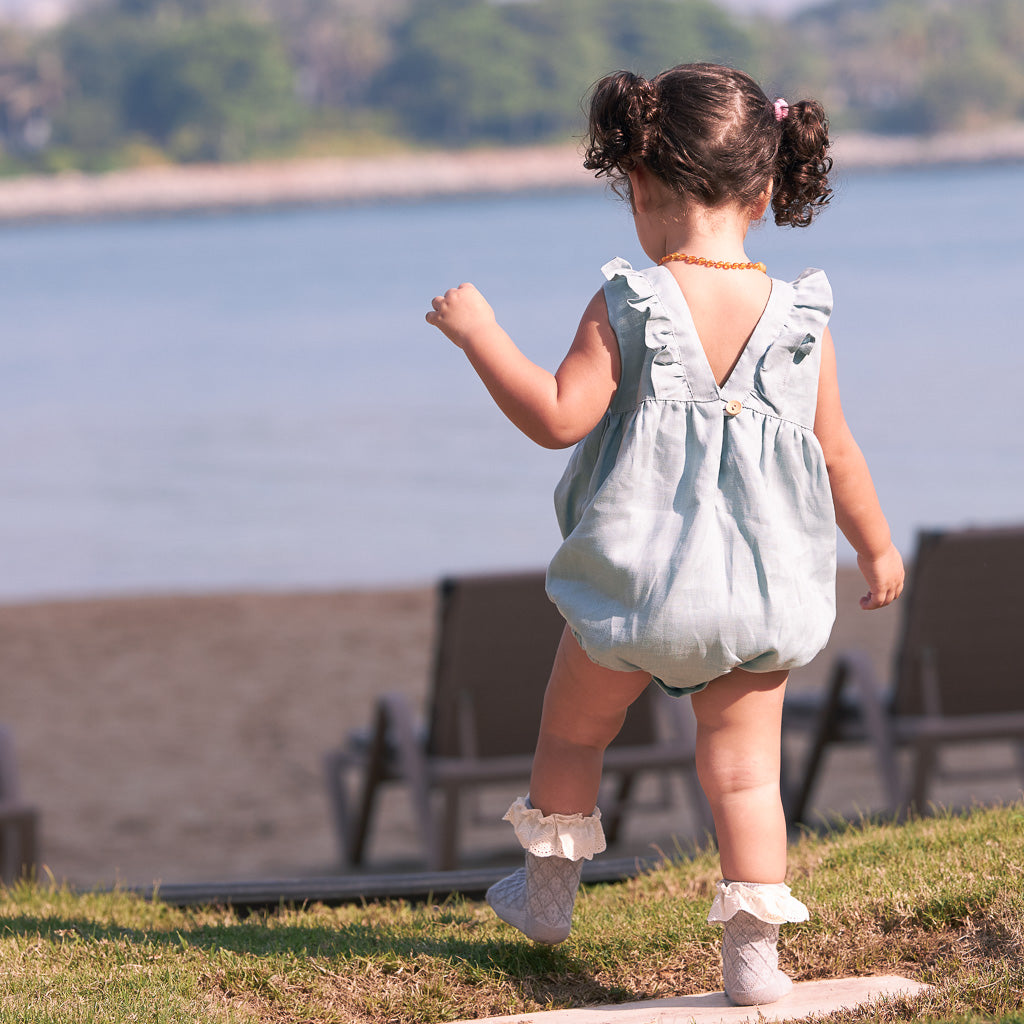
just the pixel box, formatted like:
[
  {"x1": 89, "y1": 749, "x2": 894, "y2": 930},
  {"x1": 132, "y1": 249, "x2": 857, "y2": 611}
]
[{"x1": 1, "y1": 802, "x2": 1023, "y2": 1023}]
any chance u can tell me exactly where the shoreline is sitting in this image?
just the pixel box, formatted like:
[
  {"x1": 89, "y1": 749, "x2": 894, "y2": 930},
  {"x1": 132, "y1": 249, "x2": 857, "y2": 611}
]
[{"x1": 2, "y1": 124, "x2": 1024, "y2": 223}]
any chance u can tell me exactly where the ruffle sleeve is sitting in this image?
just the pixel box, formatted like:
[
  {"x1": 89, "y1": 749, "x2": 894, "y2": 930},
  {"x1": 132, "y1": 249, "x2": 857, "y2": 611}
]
[
  {"x1": 782, "y1": 268, "x2": 833, "y2": 357},
  {"x1": 600, "y1": 258, "x2": 694, "y2": 405},
  {"x1": 753, "y1": 267, "x2": 833, "y2": 426}
]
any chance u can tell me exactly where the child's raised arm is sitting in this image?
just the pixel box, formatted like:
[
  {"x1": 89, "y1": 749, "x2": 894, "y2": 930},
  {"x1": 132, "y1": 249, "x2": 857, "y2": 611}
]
[
  {"x1": 426, "y1": 284, "x2": 620, "y2": 449},
  {"x1": 813, "y1": 327, "x2": 905, "y2": 609}
]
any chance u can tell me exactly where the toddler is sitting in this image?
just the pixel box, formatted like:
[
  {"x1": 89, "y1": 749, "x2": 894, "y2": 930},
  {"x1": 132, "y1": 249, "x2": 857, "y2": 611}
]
[{"x1": 426, "y1": 62, "x2": 904, "y2": 1006}]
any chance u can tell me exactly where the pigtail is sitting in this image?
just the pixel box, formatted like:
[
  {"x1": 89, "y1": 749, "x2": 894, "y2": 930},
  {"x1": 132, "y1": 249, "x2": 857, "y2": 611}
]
[
  {"x1": 771, "y1": 99, "x2": 833, "y2": 228},
  {"x1": 583, "y1": 71, "x2": 660, "y2": 198}
]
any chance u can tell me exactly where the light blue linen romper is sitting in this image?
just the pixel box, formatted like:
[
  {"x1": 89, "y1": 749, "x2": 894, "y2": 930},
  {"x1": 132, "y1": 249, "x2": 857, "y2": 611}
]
[{"x1": 545, "y1": 258, "x2": 837, "y2": 696}]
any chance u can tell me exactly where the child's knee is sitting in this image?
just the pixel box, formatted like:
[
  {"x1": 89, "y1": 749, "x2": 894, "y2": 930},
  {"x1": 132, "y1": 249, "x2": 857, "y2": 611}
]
[
  {"x1": 697, "y1": 743, "x2": 780, "y2": 799},
  {"x1": 541, "y1": 705, "x2": 626, "y2": 752}
]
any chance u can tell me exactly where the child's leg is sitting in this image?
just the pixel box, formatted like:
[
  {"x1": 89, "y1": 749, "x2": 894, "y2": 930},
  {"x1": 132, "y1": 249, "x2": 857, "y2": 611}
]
[
  {"x1": 530, "y1": 627, "x2": 653, "y2": 815},
  {"x1": 487, "y1": 628, "x2": 650, "y2": 943},
  {"x1": 689, "y1": 667, "x2": 788, "y2": 881},
  {"x1": 691, "y1": 668, "x2": 807, "y2": 1005}
]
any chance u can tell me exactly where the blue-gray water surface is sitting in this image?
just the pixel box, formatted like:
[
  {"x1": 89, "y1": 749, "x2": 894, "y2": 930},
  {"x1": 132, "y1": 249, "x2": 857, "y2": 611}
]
[{"x1": 1, "y1": 162, "x2": 1021, "y2": 600}]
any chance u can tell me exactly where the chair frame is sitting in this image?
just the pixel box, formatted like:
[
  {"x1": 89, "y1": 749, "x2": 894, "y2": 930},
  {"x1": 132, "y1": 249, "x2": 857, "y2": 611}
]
[
  {"x1": 325, "y1": 570, "x2": 711, "y2": 871},
  {"x1": 783, "y1": 526, "x2": 1024, "y2": 825}
]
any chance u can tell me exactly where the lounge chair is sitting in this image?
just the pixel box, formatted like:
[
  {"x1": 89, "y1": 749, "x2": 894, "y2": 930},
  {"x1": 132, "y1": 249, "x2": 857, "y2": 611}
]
[
  {"x1": 324, "y1": 570, "x2": 710, "y2": 871},
  {"x1": 0, "y1": 724, "x2": 39, "y2": 884},
  {"x1": 783, "y1": 526, "x2": 1024, "y2": 825}
]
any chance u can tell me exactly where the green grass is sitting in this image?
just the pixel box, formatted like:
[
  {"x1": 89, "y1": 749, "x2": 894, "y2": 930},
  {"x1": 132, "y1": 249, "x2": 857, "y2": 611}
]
[{"x1": 2, "y1": 803, "x2": 1023, "y2": 1023}]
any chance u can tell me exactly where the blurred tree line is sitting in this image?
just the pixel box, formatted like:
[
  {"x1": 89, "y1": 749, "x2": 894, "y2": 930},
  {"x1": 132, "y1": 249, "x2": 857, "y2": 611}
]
[{"x1": 2, "y1": 0, "x2": 1024, "y2": 173}]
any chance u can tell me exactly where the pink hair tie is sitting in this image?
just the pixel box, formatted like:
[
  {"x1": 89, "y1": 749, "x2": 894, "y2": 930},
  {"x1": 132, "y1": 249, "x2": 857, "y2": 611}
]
[{"x1": 774, "y1": 98, "x2": 790, "y2": 122}]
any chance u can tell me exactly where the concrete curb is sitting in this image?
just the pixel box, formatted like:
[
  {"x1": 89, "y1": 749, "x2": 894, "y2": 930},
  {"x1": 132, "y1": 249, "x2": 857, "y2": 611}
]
[{"x1": 448, "y1": 975, "x2": 930, "y2": 1024}]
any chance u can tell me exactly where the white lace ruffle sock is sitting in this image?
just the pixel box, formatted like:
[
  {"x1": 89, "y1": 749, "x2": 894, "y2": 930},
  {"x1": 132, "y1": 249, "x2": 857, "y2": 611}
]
[
  {"x1": 707, "y1": 880, "x2": 809, "y2": 1006},
  {"x1": 485, "y1": 796, "x2": 606, "y2": 944}
]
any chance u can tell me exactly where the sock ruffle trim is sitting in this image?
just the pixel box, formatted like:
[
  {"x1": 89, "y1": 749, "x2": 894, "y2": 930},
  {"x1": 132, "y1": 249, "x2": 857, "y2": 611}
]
[
  {"x1": 707, "y1": 880, "x2": 809, "y2": 925},
  {"x1": 502, "y1": 796, "x2": 606, "y2": 862}
]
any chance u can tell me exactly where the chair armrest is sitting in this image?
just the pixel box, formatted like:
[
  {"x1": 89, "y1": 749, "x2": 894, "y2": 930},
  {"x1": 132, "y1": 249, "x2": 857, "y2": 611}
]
[
  {"x1": 377, "y1": 692, "x2": 430, "y2": 783},
  {"x1": 343, "y1": 726, "x2": 428, "y2": 765},
  {"x1": 783, "y1": 650, "x2": 900, "y2": 825},
  {"x1": 784, "y1": 651, "x2": 894, "y2": 734},
  {"x1": 374, "y1": 691, "x2": 442, "y2": 866},
  {"x1": 323, "y1": 691, "x2": 426, "y2": 865}
]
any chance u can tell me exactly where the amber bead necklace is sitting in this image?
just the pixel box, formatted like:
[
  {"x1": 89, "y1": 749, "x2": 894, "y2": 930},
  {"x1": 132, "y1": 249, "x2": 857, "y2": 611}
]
[{"x1": 659, "y1": 250, "x2": 767, "y2": 274}]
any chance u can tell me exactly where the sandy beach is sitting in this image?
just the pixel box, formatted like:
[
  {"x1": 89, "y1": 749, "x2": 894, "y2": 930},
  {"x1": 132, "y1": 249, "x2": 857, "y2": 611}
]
[
  {"x1": 4, "y1": 565, "x2": 1020, "y2": 891},
  {"x1": 2, "y1": 125, "x2": 1024, "y2": 222},
  {"x1": 3, "y1": 585, "x2": 436, "y2": 887}
]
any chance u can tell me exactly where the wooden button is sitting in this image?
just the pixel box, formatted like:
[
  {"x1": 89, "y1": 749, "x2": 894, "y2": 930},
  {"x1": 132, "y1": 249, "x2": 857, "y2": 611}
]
[{"x1": 725, "y1": 399, "x2": 743, "y2": 417}]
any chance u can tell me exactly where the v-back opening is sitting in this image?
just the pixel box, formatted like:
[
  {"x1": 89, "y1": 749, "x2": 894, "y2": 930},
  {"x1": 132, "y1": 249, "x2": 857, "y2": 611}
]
[{"x1": 657, "y1": 268, "x2": 776, "y2": 394}]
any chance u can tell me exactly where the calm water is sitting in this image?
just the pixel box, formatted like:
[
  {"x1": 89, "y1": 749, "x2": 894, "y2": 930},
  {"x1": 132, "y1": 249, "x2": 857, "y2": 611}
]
[{"x1": 1, "y1": 163, "x2": 1021, "y2": 601}]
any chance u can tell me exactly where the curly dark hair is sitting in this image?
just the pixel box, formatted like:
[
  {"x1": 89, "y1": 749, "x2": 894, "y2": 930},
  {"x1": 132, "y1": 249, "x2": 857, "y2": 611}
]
[{"x1": 584, "y1": 63, "x2": 832, "y2": 228}]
